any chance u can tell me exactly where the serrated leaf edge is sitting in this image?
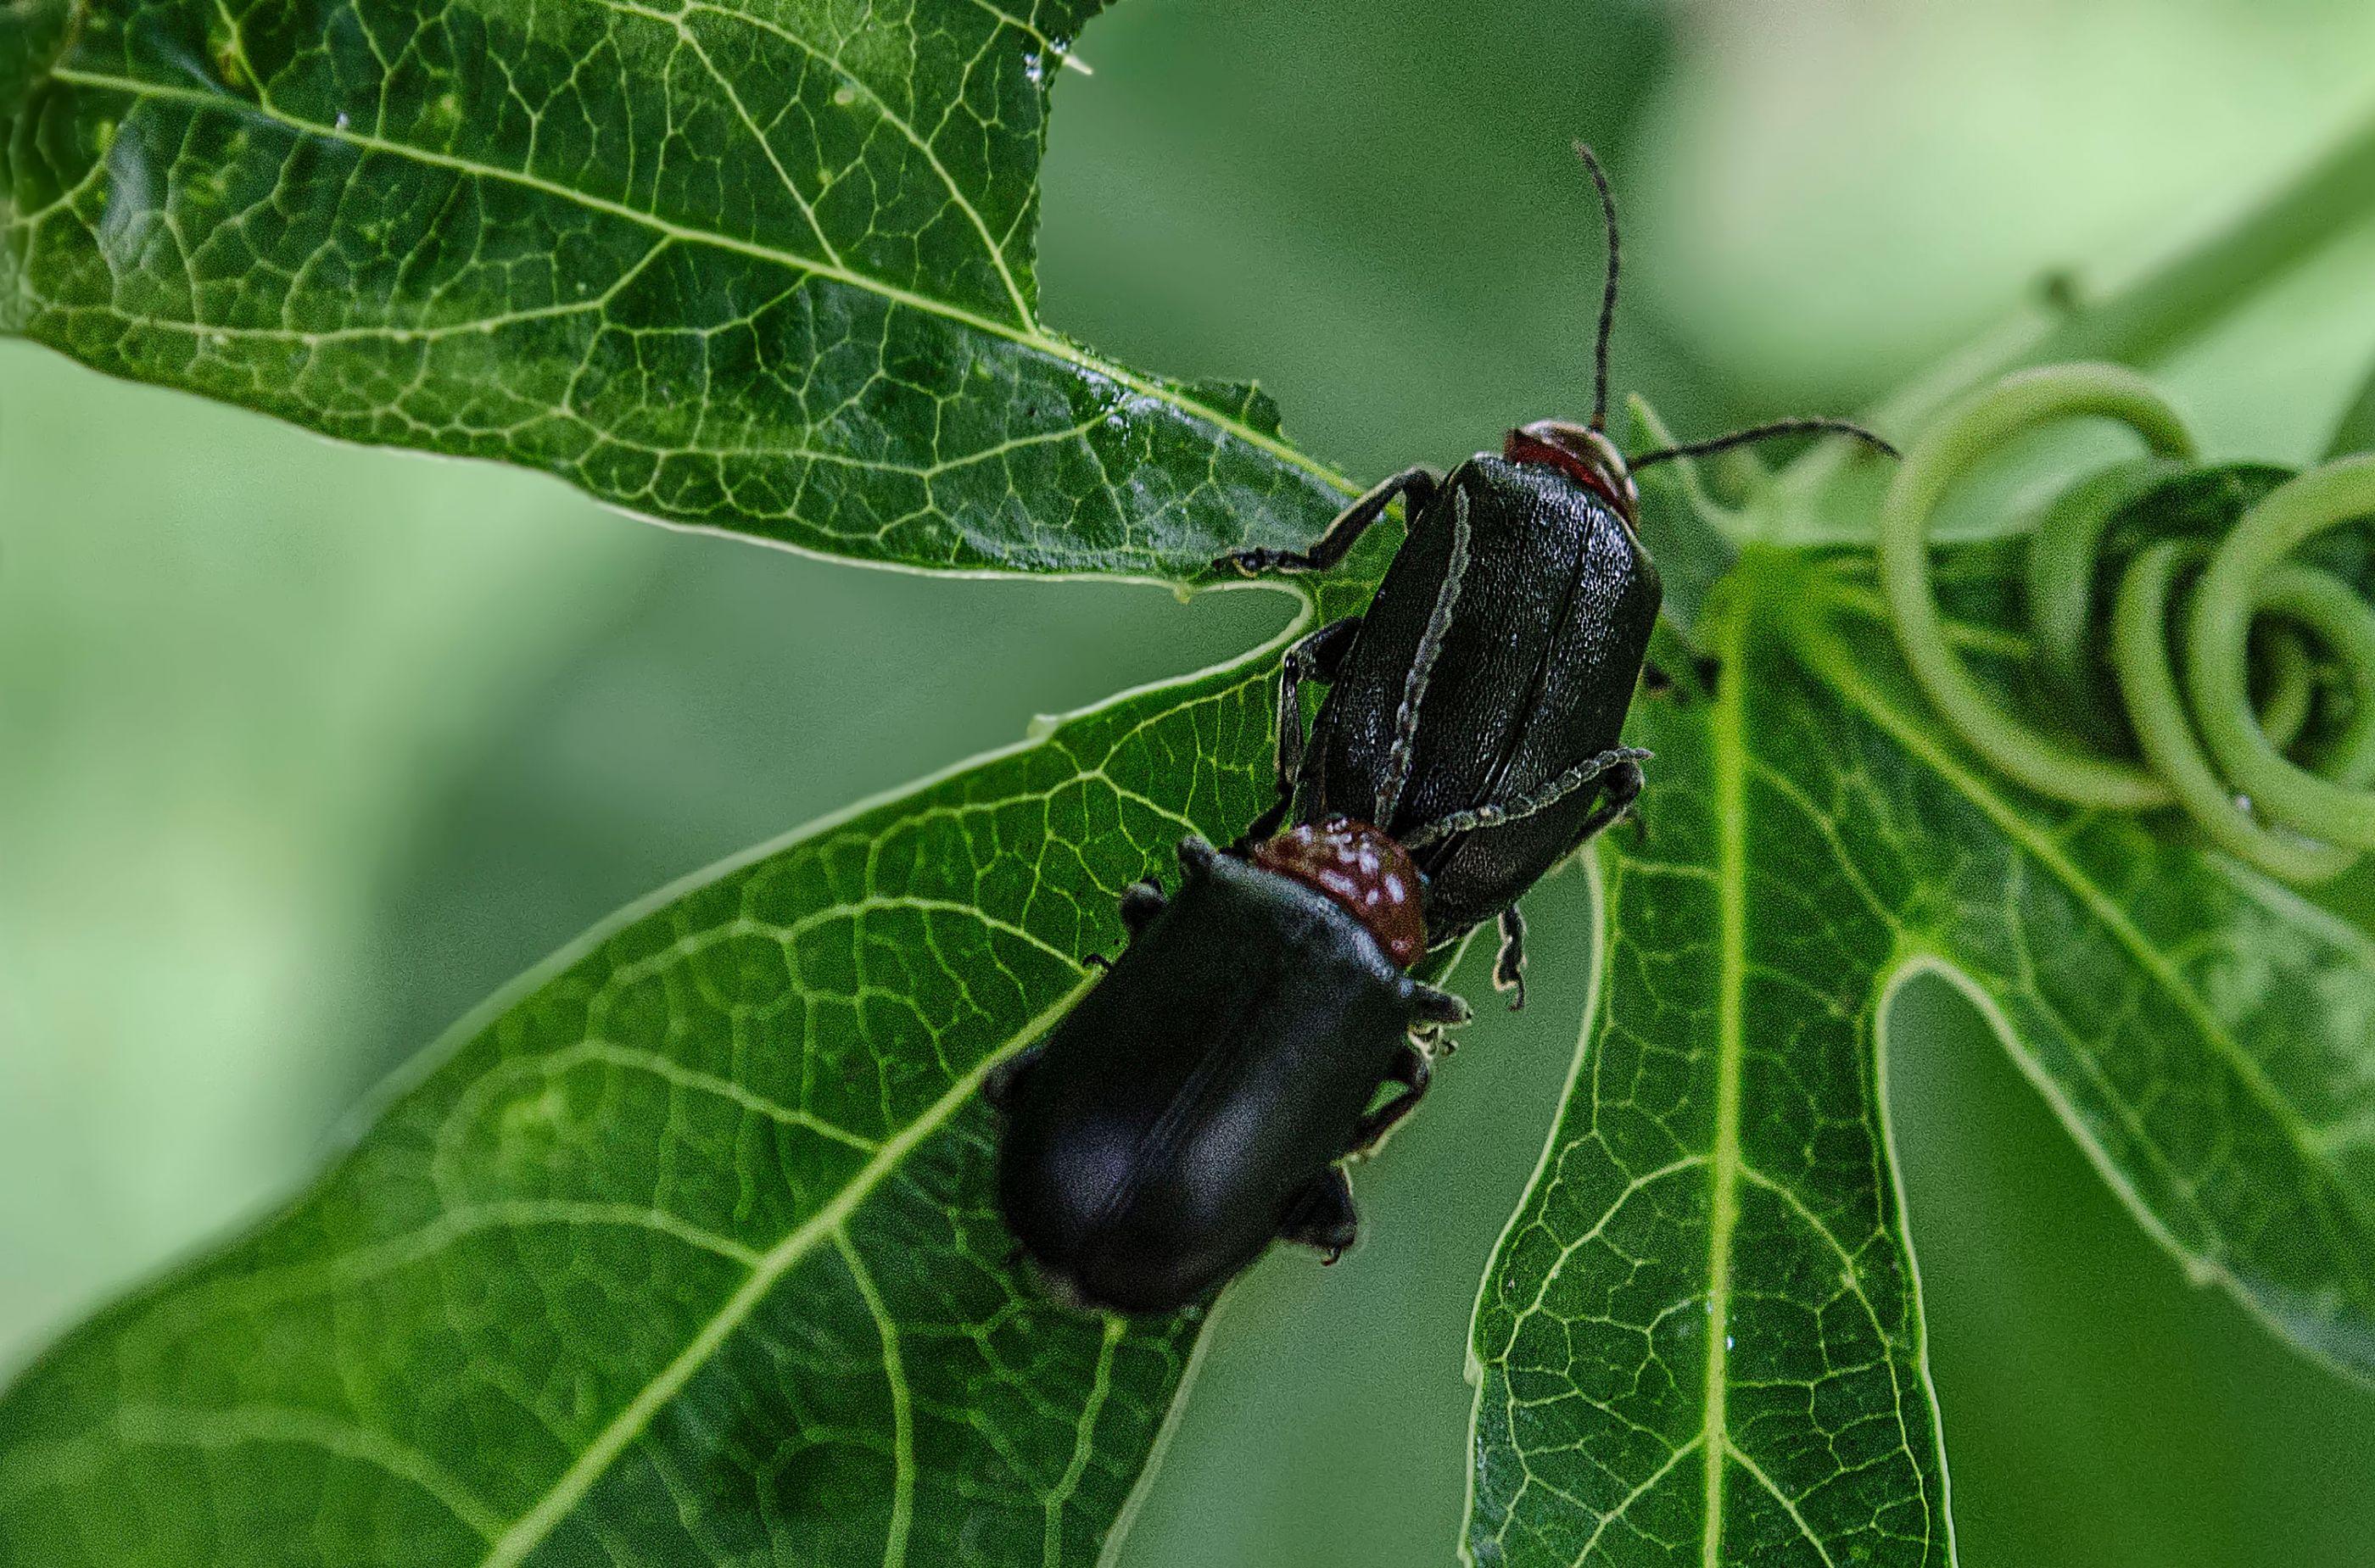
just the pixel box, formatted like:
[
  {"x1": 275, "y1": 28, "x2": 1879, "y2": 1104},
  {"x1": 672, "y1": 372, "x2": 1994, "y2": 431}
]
[{"x1": 30, "y1": 57, "x2": 1352, "y2": 513}]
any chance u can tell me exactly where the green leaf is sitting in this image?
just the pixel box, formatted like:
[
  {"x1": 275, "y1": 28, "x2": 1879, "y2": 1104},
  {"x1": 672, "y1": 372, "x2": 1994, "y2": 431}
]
[
  {"x1": 0, "y1": 0, "x2": 1344, "y2": 572},
  {"x1": 1464, "y1": 554, "x2": 2375, "y2": 1567},
  {"x1": 1464, "y1": 583, "x2": 1953, "y2": 1568},
  {"x1": 1623, "y1": 395, "x2": 1738, "y2": 651},
  {"x1": 0, "y1": 633, "x2": 1310, "y2": 1566}
]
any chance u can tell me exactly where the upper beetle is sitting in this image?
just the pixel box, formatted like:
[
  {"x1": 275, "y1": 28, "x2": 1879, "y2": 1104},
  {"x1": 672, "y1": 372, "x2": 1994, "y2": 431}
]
[
  {"x1": 992, "y1": 147, "x2": 1894, "y2": 1317},
  {"x1": 1220, "y1": 144, "x2": 1896, "y2": 1003}
]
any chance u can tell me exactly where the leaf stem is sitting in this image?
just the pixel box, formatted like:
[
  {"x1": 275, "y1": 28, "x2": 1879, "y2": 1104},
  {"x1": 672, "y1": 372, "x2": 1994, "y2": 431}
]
[
  {"x1": 1761, "y1": 102, "x2": 2375, "y2": 537},
  {"x1": 2025, "y1": 109, "x2": 2375, "y2": 371}
]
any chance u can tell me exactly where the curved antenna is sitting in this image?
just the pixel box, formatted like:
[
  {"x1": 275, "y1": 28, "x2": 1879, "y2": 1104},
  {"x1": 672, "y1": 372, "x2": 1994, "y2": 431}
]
[
  {"x1": 1629, "y1": 416, "x2": 1898, "y2": 470},
  {"x1": 1573, "y1": 142, "x2": 1620, "y2": 432}
]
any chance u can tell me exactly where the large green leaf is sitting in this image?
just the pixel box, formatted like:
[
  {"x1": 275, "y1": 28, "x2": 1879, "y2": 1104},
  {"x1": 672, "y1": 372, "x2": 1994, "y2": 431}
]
[
  {"x1": 0, "y1": 628, "x2": 1316, "y2": 1566},
  {"x1": 1463, "y1": 552, "x2": 2375, "y2": 1567},
  {"x1": 0, "y1": 0, "x2": 1344, "y2": 572}
]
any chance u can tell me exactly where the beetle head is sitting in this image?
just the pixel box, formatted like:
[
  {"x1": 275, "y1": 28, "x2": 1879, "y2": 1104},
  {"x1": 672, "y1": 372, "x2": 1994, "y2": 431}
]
[
  {"x1": 1505, "y1": 419, "x2": 1640, "y2": 525},
  {"x1": 1249, "y1": 817, "x2": 1428, "y2": 968}
]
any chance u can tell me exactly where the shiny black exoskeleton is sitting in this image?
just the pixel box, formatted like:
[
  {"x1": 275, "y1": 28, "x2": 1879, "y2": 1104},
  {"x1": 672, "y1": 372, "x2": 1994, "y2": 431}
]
[
  {"x1": 991, "y1": 148, "x2": 1893, "y2": 1317},
  {"x1": 1220, "y1": 145, "x2": 1894, "y2": 1003},
  {"x1": 992, "y1": 824, "x2": 1466, "y2": 1315},
  {"x1": 1238, "y1": 427, "x2": 1660, "y2": 1003}
]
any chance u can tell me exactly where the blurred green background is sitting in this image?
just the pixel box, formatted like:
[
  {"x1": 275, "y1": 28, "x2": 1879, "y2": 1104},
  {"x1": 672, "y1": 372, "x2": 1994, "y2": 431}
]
[{"x1": 7, "y1": 1, "x2": 2375, "y2": 1564}]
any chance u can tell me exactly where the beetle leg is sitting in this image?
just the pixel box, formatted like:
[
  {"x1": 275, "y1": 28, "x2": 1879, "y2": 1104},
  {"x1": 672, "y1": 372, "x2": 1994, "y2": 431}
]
[
  {"x1": 982, "y1": 1044, "x2": 1045, "y2": 1113},
  {"x1": 1348, "y1": 1042, "x2": 1433, "y2": 1155},
  {"x1": 1237, "y1": 795, "x2": 1292, "y2": 851},
  {"x1": 1215, "y1": 466, "x2": 1439, "y2": 577},
  {"x1": 1235, "y1": 616, "x2": 1366, "y2": 849},
  {"x1": 1561, "y1": 757, "x2": 1646, "y2": 854},
  {"x1": 1400, "y1": 745, "x2": 1651, "y2": 851},
  {"x1": 1277, "y1": 1167, "x2": 1360, "y2": 1262},
  {"x1": 1118, "y1": 878, "x2": 1167, "y2": 933},
  {"x1": 1492, "y1": 907, "x2": 1528, "y2": 1011},
  {"x1": 1274, "y1": 616, "x2": 1361, "y2": 795},
  {"x1": 1410, "y1": 983, "x2": 1472, "y2": 1028}
]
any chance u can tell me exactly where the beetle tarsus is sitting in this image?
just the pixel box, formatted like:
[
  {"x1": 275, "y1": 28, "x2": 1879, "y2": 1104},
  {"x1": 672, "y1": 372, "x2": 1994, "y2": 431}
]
[
  {"x1": 1410, "y1": 984, "x2": 1471, "y2": 1028},
  {"x1": 1239, "y1": 618, "x2": 1361, "y2": 849},
  {"x1": 1493, "y1": 907, "x2": 1528, "y2": 1011},
  {"x1": 1277, "y1": 1167, "x2": 1361, "y2": 1256},
  {"x1": 1410, "y1": 1018, "x2": 1458, "y2": 1055},
  {"x1": 1566, "y1": 758, "x2": 1645, "y2": 854},
  {"x1": 1214, "y1": 465, "x2": 1439, "y2": 578},
  {"x1": 1085, "y1": 952, "x2": 1115, "y2": 973}
]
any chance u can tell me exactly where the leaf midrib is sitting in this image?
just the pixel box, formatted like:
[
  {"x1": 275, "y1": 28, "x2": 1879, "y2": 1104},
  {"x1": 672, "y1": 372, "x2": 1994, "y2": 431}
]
[
  {"x1": 473, "y1": 969, "x2": 1097, "y2": 1568},
  {"x1": 1700, "y1": 600, "x2": 1749, "y2": 1568},
  {"x1": 595, "y1": 0, "x2": 1022, "y2": 318},
  {"x1": 36, "y1": 64, "x2": 1352, "y2": 503}
]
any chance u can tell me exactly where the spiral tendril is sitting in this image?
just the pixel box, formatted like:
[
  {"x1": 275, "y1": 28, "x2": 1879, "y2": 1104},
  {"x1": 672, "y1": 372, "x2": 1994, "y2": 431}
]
[{"x1": 1876, "y1": 362, "x2": 2375, "y2": 883}]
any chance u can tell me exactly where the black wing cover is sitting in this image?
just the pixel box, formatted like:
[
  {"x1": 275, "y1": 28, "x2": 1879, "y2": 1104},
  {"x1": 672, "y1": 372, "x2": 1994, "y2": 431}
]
[
  {"x1": 1299, "y1": 456, "x2": 1661, "y2": 938},
  {"x1": 996, "y1": 854, "x2": 1417, "y2": 1313}
]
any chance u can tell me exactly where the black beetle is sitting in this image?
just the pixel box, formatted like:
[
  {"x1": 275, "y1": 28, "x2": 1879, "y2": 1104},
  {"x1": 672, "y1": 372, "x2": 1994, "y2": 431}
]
[
  {"x1": 991, "y1": 147, "x2": 1893, "y2": 1316},
  {"x1": 1221, "y1": 144, "x2": 1896, "y2": 1003},
  {"x1": 991, "y1": 822, "x2": 1466, "y2": 1315}
]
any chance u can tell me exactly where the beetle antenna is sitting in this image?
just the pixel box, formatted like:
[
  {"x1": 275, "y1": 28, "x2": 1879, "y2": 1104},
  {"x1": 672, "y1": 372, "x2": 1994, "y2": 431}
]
[
  {"x1": 1574, "y1": 142, "x2": 1619, "y2": 432},
  {"x1": 1629, "y1": 417, "x2": 1898, "y2": 470}
]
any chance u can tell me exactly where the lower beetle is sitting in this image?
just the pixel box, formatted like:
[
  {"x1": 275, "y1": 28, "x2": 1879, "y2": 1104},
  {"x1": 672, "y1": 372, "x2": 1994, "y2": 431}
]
[
  {"x1": 1222, "y1": 144, "x2": 1896, "y2": 1003},
  {"x1": 992, "y1": 147, "x2": 1895, "y2": 1316},
  {"x1": 991, "y1": 822, "x2": 1468, "y2": 1315}
]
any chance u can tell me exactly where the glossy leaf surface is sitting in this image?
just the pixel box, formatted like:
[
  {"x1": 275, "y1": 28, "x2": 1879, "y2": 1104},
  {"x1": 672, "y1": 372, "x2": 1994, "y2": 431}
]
[
  {"x1": 0, "y1": 639, "x2": 1305, "y2": 1567},
  {"x1": 1464, "y1": 554, "x2": 2375, "y2": 1567},
  {"x1": 0, "y1": 0, "x2": 1344, "y2": 572}
]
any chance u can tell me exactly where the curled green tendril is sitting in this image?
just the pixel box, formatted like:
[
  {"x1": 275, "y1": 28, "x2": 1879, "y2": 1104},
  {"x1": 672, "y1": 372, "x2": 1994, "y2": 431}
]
[
  {"x1": 2251, "y1": 623, "x2": 2319, "y2": 756},
  {"x1": 1880, "y1": 362, "x2": 2197, "y2": 810},
  {"x1": 2188, "y1": 456, "x2": 2375, "y2": 848},
  {"x1": 2024, "y1": 455, "x2": 2185, "y2": 751},
  {"x1": 1880, "y1": 362, "x2": 2375, "y2": 884},
  {"x1": 2111, "y1": 542, "x2": 2354, "y2": 882}
]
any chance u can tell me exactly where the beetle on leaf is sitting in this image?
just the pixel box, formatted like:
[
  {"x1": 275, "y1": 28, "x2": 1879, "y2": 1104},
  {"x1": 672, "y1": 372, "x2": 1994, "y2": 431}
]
[{"x1": 990, "y1": 146, "x2": 1897, "y2": 1317}]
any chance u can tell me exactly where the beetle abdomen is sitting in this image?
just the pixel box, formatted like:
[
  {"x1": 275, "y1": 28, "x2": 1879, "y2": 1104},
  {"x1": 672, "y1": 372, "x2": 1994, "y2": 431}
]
[{"x1": 995, "y1": 851, "x2": 1418, "y2": 1314}]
